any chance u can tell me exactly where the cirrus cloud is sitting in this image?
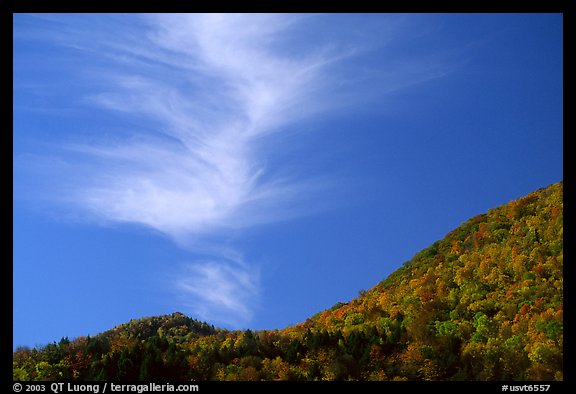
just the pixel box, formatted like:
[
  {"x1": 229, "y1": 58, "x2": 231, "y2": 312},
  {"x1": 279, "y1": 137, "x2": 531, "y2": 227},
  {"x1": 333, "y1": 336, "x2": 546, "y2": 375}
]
[{"x1": 15, "y1": 14, "x2": 459, "y2": 327}]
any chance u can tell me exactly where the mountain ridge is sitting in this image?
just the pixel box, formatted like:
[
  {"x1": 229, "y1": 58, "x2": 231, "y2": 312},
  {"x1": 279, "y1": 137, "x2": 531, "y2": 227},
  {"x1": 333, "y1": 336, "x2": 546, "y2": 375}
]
[{"x1": 13, "y1": 181, "x2": 563, "y2": 380}]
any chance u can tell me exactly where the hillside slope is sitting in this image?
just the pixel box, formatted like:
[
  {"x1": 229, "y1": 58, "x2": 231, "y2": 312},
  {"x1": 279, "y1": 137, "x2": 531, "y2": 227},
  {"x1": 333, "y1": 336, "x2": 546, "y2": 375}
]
[
  {"x1": 13, "y1": 181, "x2": 563, "y2": 381},
  {"x1": 294, "y1": 181, "x2": 563, "y2": 380}
]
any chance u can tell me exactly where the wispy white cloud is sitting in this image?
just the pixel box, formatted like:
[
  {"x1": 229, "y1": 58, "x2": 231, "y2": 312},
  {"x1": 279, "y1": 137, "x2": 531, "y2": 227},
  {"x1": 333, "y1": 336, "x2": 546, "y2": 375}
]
[
  {"x1": 20, "y1": 14, "x2": 348, "y2": 326},
  {"x1": 15, "y1": 14, "x2": 461, "y2": 327},
  {"x1": 175, "y1": 259, "x2": 260, "y2": 328},
  {"x1": 61, "y1": 14, "x2": 344, "y2": 241}
]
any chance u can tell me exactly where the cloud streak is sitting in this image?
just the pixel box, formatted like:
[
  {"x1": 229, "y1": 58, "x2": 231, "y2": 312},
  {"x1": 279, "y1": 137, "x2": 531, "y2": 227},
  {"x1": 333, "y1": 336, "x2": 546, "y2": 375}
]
[
  {"x1": 15, "y1": 14, "x2": 460, "y2": 327},
  {"x1": 26, "y1": 14, "x2": 349, "y2": 327},
  {"x1": 65, "y1": 14, "x2": 342, "y2": 241},
  {"x1": 176, "y1": 259, "x2": 260, "y2": 328}
]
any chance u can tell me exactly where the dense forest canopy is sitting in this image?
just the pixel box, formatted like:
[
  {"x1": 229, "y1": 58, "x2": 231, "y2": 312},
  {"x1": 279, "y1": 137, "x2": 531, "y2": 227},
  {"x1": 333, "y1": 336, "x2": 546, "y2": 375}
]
[{"x1": 13, "y1": 181, "x2": 563, "y2": 381}]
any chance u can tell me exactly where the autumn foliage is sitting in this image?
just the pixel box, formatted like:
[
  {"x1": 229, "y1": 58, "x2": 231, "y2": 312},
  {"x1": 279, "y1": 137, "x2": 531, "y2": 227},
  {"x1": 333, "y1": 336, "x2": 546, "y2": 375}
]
[{"x1": 13, "y1": 182, "x2": 563, "y2": 381}]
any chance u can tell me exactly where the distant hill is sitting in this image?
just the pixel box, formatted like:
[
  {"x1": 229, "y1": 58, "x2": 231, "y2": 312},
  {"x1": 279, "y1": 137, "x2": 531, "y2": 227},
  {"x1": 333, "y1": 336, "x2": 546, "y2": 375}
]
[{"x1": 13, "y1": 181, "x2": 563, "y2": 381}]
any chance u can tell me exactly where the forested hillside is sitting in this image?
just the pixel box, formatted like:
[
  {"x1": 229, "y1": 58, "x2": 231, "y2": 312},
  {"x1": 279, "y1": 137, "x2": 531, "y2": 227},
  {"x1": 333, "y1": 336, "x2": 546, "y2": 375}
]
[{"x1": 13, "y1": 182, "x2": 563, "y2": 381}]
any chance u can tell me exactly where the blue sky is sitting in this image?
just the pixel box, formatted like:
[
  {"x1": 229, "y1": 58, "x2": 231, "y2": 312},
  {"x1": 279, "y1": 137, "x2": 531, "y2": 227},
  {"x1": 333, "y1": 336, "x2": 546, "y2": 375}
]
[{"x1": 13, "y1": 13, "x2": 563, "y2": 348}]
